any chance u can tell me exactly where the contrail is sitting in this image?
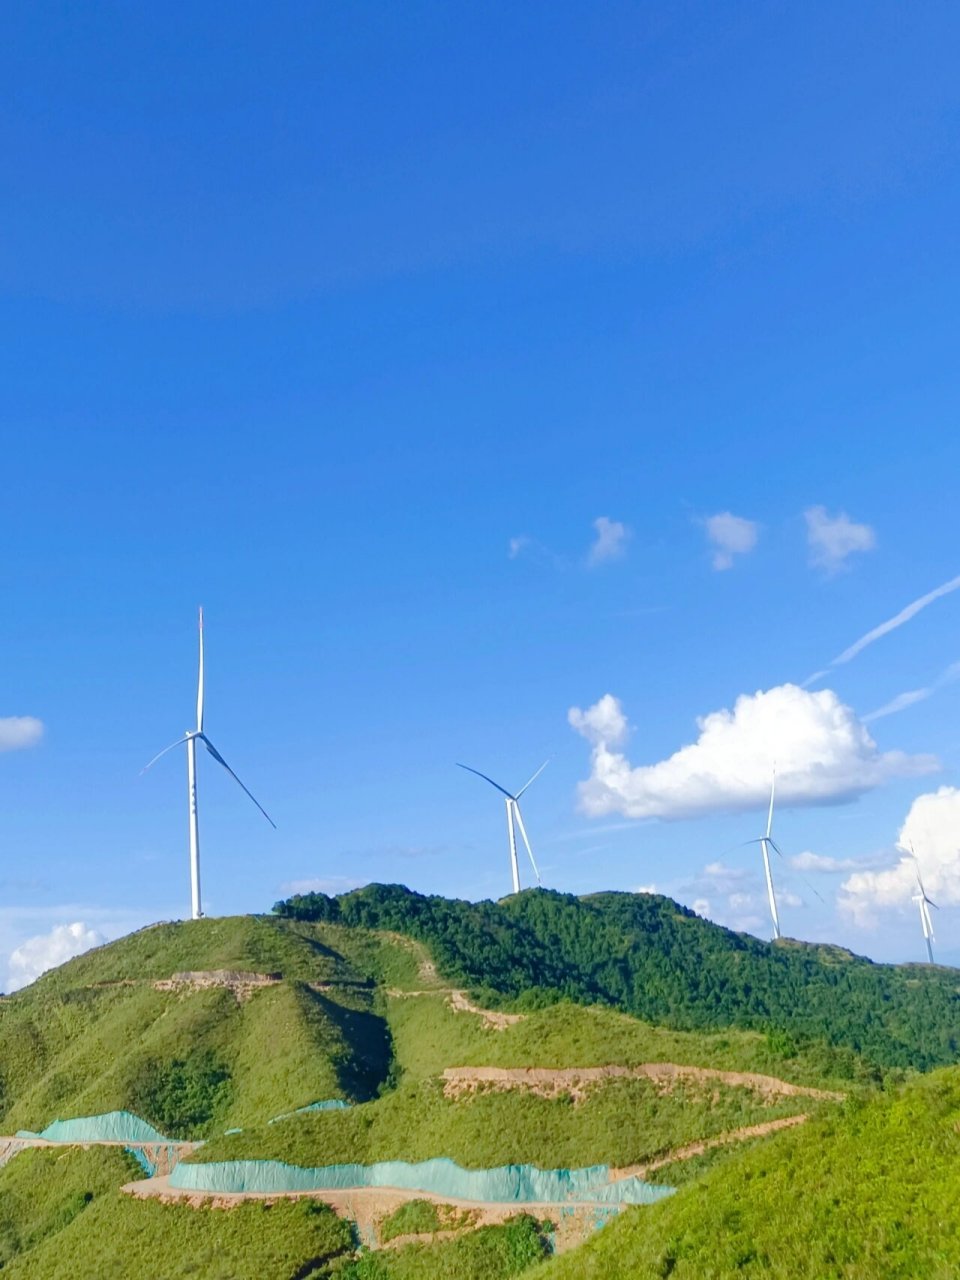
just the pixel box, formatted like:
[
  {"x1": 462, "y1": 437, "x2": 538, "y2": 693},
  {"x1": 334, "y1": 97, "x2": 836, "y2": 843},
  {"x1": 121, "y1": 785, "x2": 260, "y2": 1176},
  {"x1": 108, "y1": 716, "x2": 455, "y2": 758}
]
[
  {"x1": 863, "y1": 660, "x2": 960, "y2": 723},
  {"x1": 831, "y1": 573, "x2": 960, "y2": 667}
]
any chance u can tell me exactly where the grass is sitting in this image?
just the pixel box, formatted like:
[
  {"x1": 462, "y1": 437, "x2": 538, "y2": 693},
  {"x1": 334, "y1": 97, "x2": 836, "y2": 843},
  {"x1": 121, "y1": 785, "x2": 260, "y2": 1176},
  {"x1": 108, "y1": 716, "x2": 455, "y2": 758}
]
[
  {"x1": 191, "y1": 1073, "x2": 817, "y2": 1171},
  {"x1": 0, "y1": 919, "x2": 393, "y2": 1138},
  {"x1": 525, "y1": 1067, "x2": 960, "y2": 1279},
  {"x1": 378, "y1": 1199, "x2": 444, "y2": 1241},
  {"x1": 0, "y1": 1146, "x2": 138, "y2": 1269},
  {"x1": 6, "y1": 1191, "x2": 356, "y2": 1279},
  {"x1": 383, "y1": 994, "x2": 867, "y2": 1089},
  {"x1": 336, "y1": 1215, "x2": 548, "y2": 1279}
]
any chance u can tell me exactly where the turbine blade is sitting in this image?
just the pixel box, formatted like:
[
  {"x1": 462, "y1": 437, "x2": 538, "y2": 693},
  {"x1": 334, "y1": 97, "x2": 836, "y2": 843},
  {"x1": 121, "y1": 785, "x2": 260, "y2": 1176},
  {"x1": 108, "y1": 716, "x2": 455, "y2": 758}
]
[
  {"x1": 768, "y1": 839, "x2": 825, "y2": 905},
  {"x1": 512, "y1": 802, "x2": 541, "y2": 885},
  {"x1": 196, "y1": 606, "x2": 205, "y2": 733},
  {"x1": 765, "y1": 769, "x2": 776, "y2": 839},
  {"x1": 515, "y1": 759, "x2": 549, "y2": 799},
  {"x1": 199, "y1": 734, "x2": 276, "y2": 828},
  {"x1": 456, "y1": 763, "x2": 515, "y2": 800},
  {"x1": 141, "y1": 735, "x2": 190, "y2": 774}
]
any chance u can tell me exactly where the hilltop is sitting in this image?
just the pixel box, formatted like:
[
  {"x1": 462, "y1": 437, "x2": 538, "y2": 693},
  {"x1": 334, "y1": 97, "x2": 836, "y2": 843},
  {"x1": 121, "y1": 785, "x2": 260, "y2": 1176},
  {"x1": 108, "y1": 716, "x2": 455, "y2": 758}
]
[
  {"x1": 275, "y1": 883, "x2": 960, "y2": 1071},
  {"x1": 0, "y1": 913, "x2": 392, "y2": 1139}
]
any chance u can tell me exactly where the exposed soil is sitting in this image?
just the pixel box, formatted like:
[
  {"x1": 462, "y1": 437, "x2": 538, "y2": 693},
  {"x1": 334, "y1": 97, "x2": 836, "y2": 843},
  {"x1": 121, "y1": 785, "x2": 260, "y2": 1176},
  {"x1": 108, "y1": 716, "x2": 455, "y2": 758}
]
[
  {"x1": 441, "y1": 1064, "x2": 845, "y2": 1103},
  {"x1": 153, "y1": 970, "x2": 282, "y2": 1002}
]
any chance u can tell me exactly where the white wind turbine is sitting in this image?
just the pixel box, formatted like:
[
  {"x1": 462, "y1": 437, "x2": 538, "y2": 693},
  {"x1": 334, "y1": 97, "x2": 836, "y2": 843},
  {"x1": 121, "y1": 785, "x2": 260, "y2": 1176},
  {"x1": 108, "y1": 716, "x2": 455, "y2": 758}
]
[
  {"x1": 457, "y1": 761, "x2": 548, "y2": 894},
  {"x1": 143, "y1": 608, "x2": 275, "y2": 920},
  {"x1": 748, "y1": 770, "x2": 782, "y2": 940},
  {"x1": 910, "y1": 848, "x2": 937, "y2": 964}
]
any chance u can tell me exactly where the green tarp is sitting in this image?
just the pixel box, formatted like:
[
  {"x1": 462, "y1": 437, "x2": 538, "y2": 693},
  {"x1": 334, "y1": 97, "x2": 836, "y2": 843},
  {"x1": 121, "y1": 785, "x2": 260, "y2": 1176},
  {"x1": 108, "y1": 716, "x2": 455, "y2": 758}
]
[
  {"x1": 170, "y1": 1156, "x2": 674, "y2": 1205},
  {"x1": 269, "y1": 1099, "x2": 350, "y2": 1124},
  {"x1": 16, "y1": 1110, "x2": 173, "y2": 1145}
]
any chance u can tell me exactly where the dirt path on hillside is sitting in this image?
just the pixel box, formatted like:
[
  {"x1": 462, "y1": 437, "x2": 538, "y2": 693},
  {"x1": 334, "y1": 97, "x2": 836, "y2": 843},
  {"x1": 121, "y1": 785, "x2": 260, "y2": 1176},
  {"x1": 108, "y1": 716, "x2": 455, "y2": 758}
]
[
  {"x1": 0, "y1": 1136, "x2": 199, "y2": 1173},
  {"x1": 611, "y1": 1113, "x2": 809, "y2": 1179},
  {"x1": 121, "y1": 1112, "x2": 809, "y2": 1249},
  {"x1": 124, "y1": 1175, "x2": 625, "y2": 1250},
  {"x1": 387, "y1": 987, "x2": 527, "y2": 1029},
  {"x1": 441, "y1": 1064, "x2": 844, "y2": 1102}
]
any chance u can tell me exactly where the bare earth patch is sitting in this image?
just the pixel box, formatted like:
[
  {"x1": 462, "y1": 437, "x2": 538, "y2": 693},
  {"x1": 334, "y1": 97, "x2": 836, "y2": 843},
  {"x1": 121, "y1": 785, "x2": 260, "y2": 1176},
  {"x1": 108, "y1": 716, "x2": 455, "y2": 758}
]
[
  {"x1": 440, "y1": 1064, "x2": 845, "y2": 1103},
  {"x1": 152, "y1": 971, "x2": 282, "y2": 1002}
]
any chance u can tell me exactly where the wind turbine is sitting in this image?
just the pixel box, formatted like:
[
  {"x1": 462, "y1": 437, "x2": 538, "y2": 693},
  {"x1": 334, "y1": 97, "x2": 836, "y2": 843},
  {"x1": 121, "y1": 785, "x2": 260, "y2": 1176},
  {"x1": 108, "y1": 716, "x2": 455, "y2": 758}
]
[
  {"x1": 748, "y1": 770, "x2": 782, "y2": 940},
  {"x1": 910, "y1": 848, "x2": 937, "y2": 964},
  {"x1": 457, "y1": 761, "x2": 548, "y2": 894},
  {"x1": 143, "y1": 608, "x2": 275, "y2": 920}
]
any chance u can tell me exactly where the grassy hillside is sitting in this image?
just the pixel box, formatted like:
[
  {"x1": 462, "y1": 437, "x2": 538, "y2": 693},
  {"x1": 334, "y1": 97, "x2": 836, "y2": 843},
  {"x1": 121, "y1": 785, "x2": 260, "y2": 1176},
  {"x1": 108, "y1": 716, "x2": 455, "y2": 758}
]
[
  {"x1": 526, "y1": 1068, "x2": 960, "y2": 1279},
  {"x1": 194, "y1": 978, "x2": 845, "y2": 1170},
  {"x1": 275, "y1": 884, "x2": 960, "y2": 1070},
  {"x1": 0, "y1": 900, "x2": 947, "y2": 1278},
  {"x1": 0, "y1": 1146, "x2": 138, "y2": 1269},
  {"x1": 0, "y1": 915, "x2": 392, "y2": 1138},
  {"x1": 0, "y1": 1151, "x2": 356, "y2": 1279},
  {"x1": 339, "y1": 1215, "x2": 549, "y2": 1279}
]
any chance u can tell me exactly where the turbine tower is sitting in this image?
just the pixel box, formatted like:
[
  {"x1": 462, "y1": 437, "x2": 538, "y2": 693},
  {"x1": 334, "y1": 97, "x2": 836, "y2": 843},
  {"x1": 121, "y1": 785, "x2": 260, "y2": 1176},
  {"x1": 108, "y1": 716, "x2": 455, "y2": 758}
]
[
  {"x1": 457, "y1": 761, "x2": 548, "y2": 894},
  {"x1": 911, "y1": 850, "x2": 937, "y2": 964},
  {"x1": 143, "y1": 608, "x2": 275, "y2": 920}
]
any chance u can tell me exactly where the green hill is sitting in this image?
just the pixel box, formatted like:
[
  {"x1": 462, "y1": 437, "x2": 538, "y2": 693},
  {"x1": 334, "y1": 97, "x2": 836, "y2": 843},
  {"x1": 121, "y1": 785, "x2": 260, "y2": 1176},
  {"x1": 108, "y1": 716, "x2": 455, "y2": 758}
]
[
  {"x1": 0, "y1": 888, "x2": 953, "y2": 1277},
  {"x1": 0, "y1": 914, "x2": 392, "y2": 1138},
  {"x1": 275, "y1": 884, "x2": 960, "y2": 1071}
]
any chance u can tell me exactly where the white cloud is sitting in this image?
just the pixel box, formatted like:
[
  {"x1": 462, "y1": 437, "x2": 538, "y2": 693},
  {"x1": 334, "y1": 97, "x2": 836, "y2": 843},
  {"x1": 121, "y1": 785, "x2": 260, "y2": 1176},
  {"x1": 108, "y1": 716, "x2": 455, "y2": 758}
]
[
  {"x1": 691, "y1": 897, "x2": 711, "y2": 918},
  {"x1": 7, "y1": 922, "x2": 105, "y2": 991},
  {"x1": 788, "y1": 855, "x2": 896, "y2": 875},
  {"x1": 840, "y1": 786, "x2": 960, "y2": 926},
  {"x1": 702, "y1": 861, "x2": 750, "y2": 890},
  {"x1": 0, "y1": 717, "x2": 43, "y2": 752},
  {"x1": 805, "y1": 506, "x2": 876, "y2": 573},
  {"x1": 508, "y1": 536, "x2": 532, "y2": 560},
  {"x1": 587, "y1": 516, "x2": 629, "y2": 567},
  {"x1": 703, "y1": 512, "x2": 758, "y2": 571},
  {"x1": 632, "y1": 883, "x2": 657, "y2": 895},
  {"x1": 568, "y1": 693, "x2": 629, "y2": 748},
  {"x1": 570, "y1": 684, "x2": 936, "y2": 821}
]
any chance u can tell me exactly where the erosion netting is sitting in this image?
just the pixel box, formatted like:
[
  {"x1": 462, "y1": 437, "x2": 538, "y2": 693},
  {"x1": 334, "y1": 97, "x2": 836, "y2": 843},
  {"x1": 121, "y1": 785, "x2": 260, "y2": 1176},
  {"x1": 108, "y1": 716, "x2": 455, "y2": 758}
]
[{"x1": 170, "y1": 1156, "x2": 675, "y2": 1205}]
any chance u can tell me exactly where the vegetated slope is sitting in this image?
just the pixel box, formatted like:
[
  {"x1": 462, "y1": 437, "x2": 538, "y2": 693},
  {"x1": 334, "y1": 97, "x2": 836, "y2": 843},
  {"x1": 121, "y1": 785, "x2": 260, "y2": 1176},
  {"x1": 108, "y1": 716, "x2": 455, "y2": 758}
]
[
  {"x1": 274, "y1": 884, "x2": 960, "y2": 1070},
  {"x1": 0, "y1": 910, "x2": 880, "y2": 1279},
  {"x1": 0, "y1": 915, "x2": 392, "y2": 1138},
  {"x1": 526, "y1": 1067, "x2": 960, "y2": 1280},
  {"x1": 193, "y1": 964, "x2": 843, "y2": 1172},
  {"x1": 1, "y1": 1154, "x2": 356, "y2": 1279},
  {"x1": 339, "y1": 1215, "x2": 549, "y2": 1280},
  {"x1": 0, "y1": 1146, "x2": 137, "y2": 1269}
]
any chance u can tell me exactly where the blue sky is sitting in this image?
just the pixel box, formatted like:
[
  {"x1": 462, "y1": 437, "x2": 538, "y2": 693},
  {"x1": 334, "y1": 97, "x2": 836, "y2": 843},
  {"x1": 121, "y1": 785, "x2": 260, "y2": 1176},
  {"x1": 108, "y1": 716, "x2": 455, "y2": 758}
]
[{"x1": 2, "y1": 0, "x2": 960, "y2": 983}]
